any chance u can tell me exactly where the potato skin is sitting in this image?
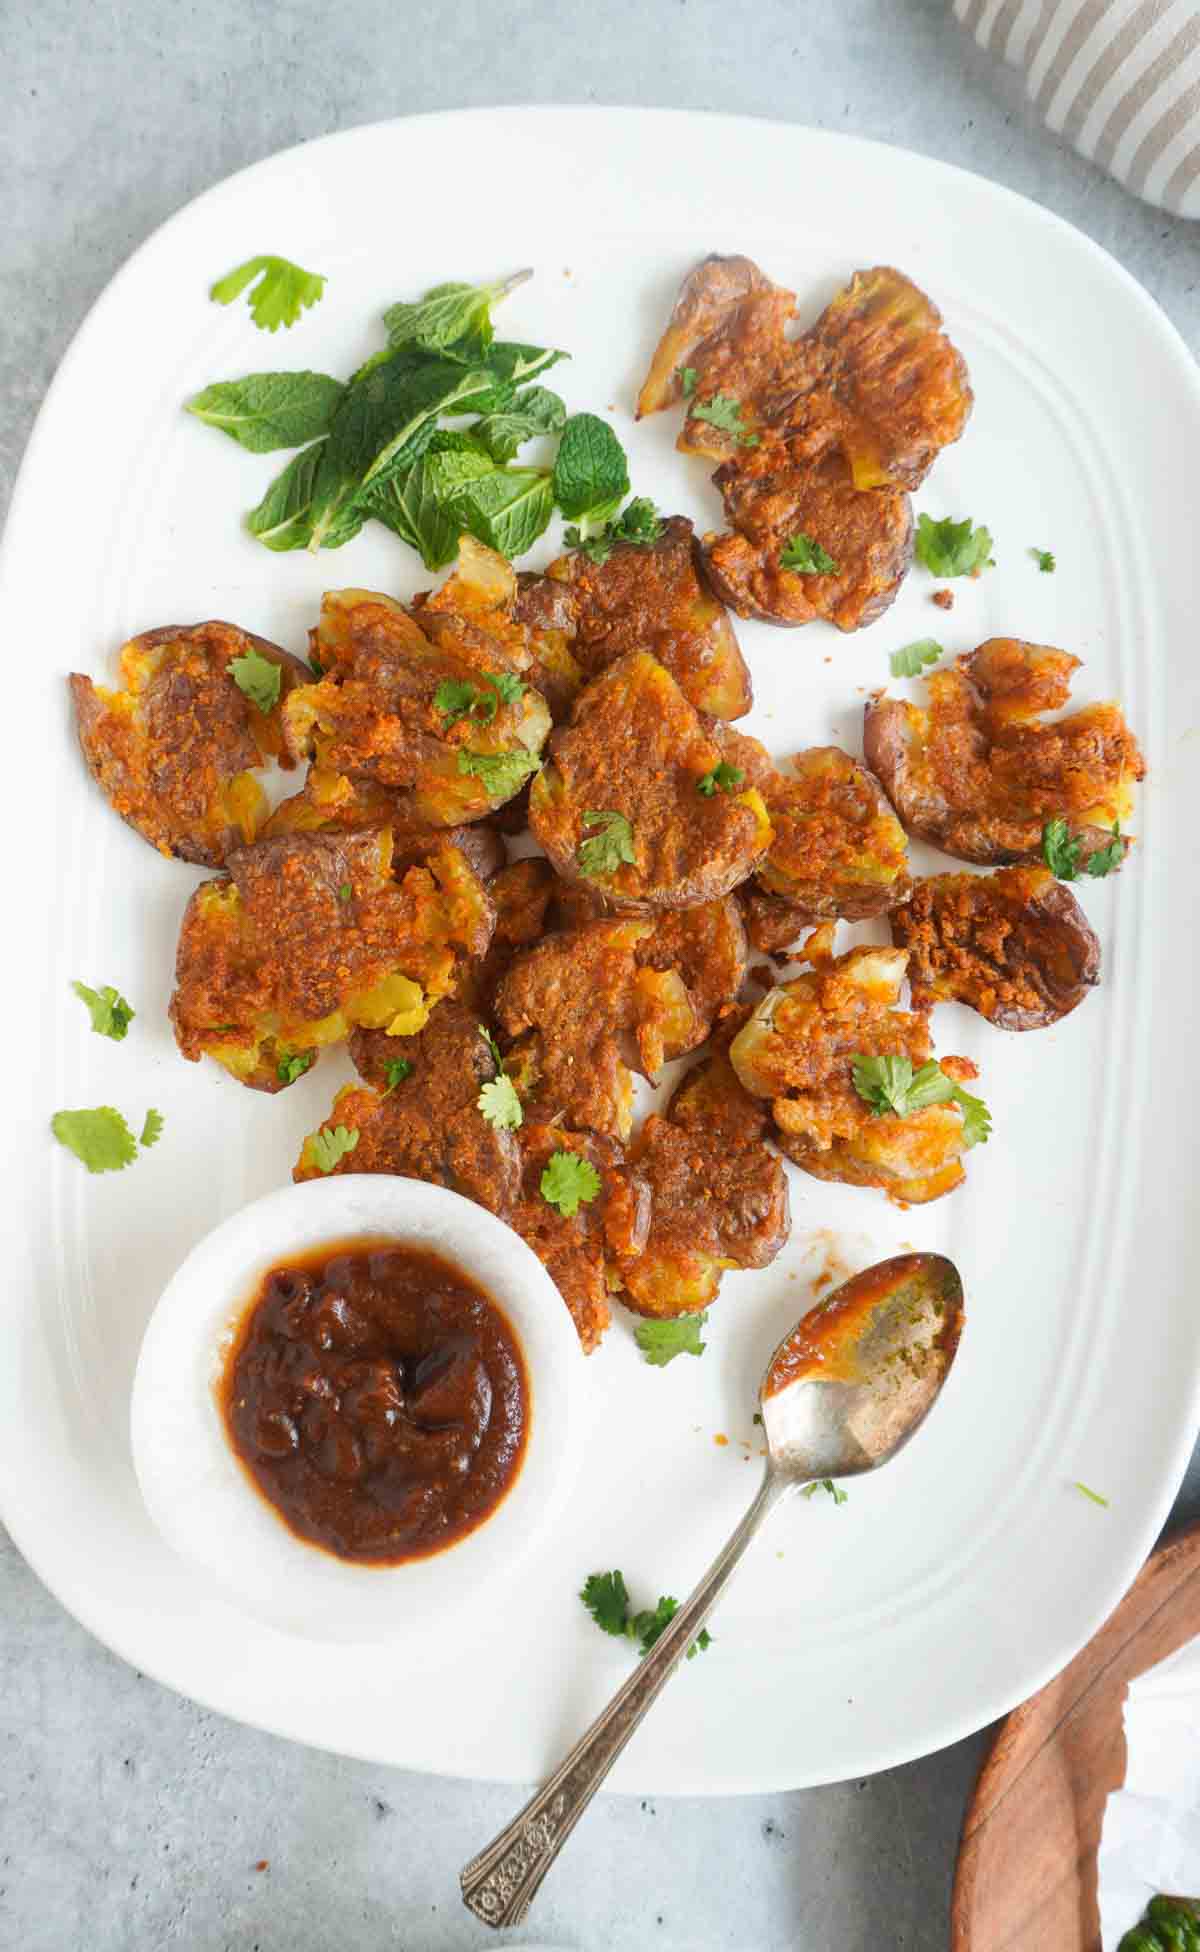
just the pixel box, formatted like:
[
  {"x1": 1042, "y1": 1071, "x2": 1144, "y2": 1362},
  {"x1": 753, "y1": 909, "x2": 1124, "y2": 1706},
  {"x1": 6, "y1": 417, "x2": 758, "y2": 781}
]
[
  {"x1": 864, "y1": 640, "x2": 1145, "y2": 866},
  {"x1": 891, "y1": 865, "x2": 1100, "y2": 1030},
  {"x1": 70, "y1": 621, "x2": 307, "y2": 867},
  {"x1": 262, "y1": 767, "x2": 504, "y2": 881},
  {"x1": 509, "y1": 1126, "x2": 651, "y2": 1354},
  {"x1": 528, "y1": 650, "x2": 771, "y2": 911}
]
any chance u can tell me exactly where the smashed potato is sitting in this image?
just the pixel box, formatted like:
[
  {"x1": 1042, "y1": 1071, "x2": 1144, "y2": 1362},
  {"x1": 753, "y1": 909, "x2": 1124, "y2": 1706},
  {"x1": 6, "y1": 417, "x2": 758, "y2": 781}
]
[
  {"x1": 467, "y1": 857, "x2": 559, "y2": 1015},
  {"x1": 283, "y1": 572, "x2": 550, "y2": 824},
  {"x1": 616, "y1": 1040, "x2": 789, "y2": 1318},
  {"x1": 730, "y1": 927, "x2": 977, "y2": 1204},
  {"x1": 521, "y1": 515, "x2": 752, "y2": 720},
  {"x1": 891, "y1": 865, "x2": 1100, "y2": 1030},
  {"x1": 528, "y1": 651, "x2": 771, "y2": 909},
  {"x1": 70, "y1": 621, "x2": 305, "y2": 866},
  {"x1": 510, "y1": 1125, "x2": 651, "y2": 1354},
  {"x1": 739, "y1": 746, "x2": 911, "y2": 953},
  {"x1": 864, "y1": 638, "x2": 1146, "y2": 865},
  {"x1": 171, "y1": 832, "x2": 492, "y2": 1090},
  {"x1": 293, "y1": 1000, "x2": 521, "y2": 1210},
  {"x1": 637, "y1": 256, "x2": 970, "y2": 630},
  {"x1": 262, "y1": 766, "x2": 504, "y2": 880}
]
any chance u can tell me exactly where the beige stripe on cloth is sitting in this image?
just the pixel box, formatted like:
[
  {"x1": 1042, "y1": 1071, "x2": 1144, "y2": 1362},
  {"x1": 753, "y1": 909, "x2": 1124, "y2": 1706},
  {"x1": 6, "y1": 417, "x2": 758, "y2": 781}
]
[{"x1": 952, "y1": 0, "x2": 1200, "y2": 214}]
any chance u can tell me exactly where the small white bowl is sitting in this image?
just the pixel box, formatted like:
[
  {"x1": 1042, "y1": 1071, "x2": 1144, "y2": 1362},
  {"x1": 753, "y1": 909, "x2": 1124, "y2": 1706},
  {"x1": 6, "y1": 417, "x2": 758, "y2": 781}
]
[{"x1": 130, "y1": 1175, "x2": 587, "y2": 1644}]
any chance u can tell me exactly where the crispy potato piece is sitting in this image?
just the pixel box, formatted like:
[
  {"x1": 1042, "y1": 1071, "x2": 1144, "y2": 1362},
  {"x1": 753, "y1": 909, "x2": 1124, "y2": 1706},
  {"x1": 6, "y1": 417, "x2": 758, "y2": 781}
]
[
  {"x1": 738, "y1": 747, "x2": 911, "y2": 953},
  {"x1": 69, "y1": 622, "x2": 306, "y2": 866},
  {"x1": 283, "y1": 574, "x2": 550, "y2": 824},
  {"x1": 730, "y1": 927, "x2": 976, "y2": 1204},
  {"x1": 528, "y1": 651, "x2": 771, "y2": 910},
  {"x1": 519, "y1": 516, "x2": 752, "y2": 721},
  {"x1": 466, "y1": 857, "x2": 559, "y2": 1015},
  {"x1": 171, "y1": 833, "x2": 492, "y2": 1091},
  {"x1": 292, "y1": 1000, "x2": 520, "y2": 1210},
  {"x1": 864, "y1": 638, "x2": 1146, "y2": 865},
  {"x1": 638, "y1": 256, "x2": 969, "y2": 631},
  {"x1": 510, "y1": 1126, "x2": 651, "y2": 1353},
  {"x1": 891, "y1": 865, "x2": 1100, "y2": 1030},
  {"x1": 262, "y1": 767, "x2": 504, "y2": 880},
  {"x1": 702, "y1": 442, "x2": 914, "y2": 632},
  {"x1": 494, "y1": 917, "x2": 653, "y2": 1138},
  {"x1": 616, "y1": 1043, "x2": 789, "y2": 1318}
]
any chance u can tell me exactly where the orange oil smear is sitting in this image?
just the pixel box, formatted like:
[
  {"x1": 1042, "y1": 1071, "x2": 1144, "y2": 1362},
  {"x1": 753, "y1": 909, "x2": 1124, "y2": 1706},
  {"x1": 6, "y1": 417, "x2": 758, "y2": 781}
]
[{"x1": 714, "y1": 1433, "x2": 729, "y2": 1447}]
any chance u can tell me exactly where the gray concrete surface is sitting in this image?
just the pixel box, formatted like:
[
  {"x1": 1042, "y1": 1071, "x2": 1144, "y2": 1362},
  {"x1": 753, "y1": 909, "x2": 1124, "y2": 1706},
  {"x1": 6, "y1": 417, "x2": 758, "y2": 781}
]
[{"x1": 2, "y1": 3, "x2": 1197, "y2": 1947}]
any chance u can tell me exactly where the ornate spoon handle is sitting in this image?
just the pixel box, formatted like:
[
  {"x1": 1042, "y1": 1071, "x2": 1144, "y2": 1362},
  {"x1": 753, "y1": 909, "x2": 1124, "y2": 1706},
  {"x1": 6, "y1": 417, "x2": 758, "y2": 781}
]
[{"x1": 460, "y1": 1466, "x2": 793, "y2": 1929}]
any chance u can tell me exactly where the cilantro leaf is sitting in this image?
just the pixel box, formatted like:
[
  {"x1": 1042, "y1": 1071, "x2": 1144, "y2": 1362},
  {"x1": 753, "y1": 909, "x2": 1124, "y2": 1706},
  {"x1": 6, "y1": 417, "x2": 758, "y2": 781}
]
[
  {"x1": 1073, "y1": 1480, "x2": 1109, "y2": 1508},
  {"x1": 634, "y1": 1313, "x2": 708, "y2": 1367},
  {"x1": 1085, "y1": 823, "x2": 1124, "y2": 878},
  {"x1": 565, "y1": 496, "x2": 664, "y2": 564},
  {"x1": 552, "y1": 413, "x2": 631, "y2": 522},
  {"x1": 276, "y1": 1051, "x2": 313, "y2": 1086},
  {"x1": 435, "y1": 678, "x2": 497, "y2": 728},
  {"x1": 479, "y1": 1024, "x2": 506, "y2": 1072},
  {"x1": 540, "y1": 1150, "x2": 602, "y2": 1218},
  {"x1": 577, "y1": 809, "x2": 636, "y2": 878},
  {"x1": 139, "y1": 1108, "x2": 164, "y2": 1149},
  {"x1": 802, "y1": 1478, "x2": 848, "y2": 1505},
  {"x1": 850, "y1": 1055, "x2": 990, "y2": 1149},
  {"x1": 1042, "y1": 818, "x2": 1083, "y2": 881},
  {"x1": 51, "y1": 1107, "x2": 139, "y2": 1174},
  {"x1": 631, "y1": 1596, "x2": 679, "y2": 1655},
  {"x1": 72, "y1": 981, "x2": 134, "y2": 1041},
  {"x1": 580, "y1": 1570, "x2": 630, "y2": 1637},
  {"x1": 184, "y1": 371, "x2": 344, "y2": 453},
  {"x1": 308, "y1": 1125, "x2": 359, "y2": 1174},
  {"x1": 210, "y1": 255, "x2": 327, "y2": 333},
  {"x1": 1030, "y1": 547, "x2": 1056, "y2": 573},
  {"x1": 337, "y1": 882, "x2": 352, "y2": 903},
  {"x1": 382, "y1": 1057, "x2": 413, "y2": 1095},
  {"x1": 229, "y1": 647, "x2": 282, "y2": 715},
  {"x1": 447, "y1": 465, "x2": 555, "y2": 560},
  {"x1": 678, "y1": 366, "x2": 698, "y2": 397},
  {"x1": 889, "y1": 638, "x2": 943, "y2": 678},
  {"x1": 914, "y1": 514, "x2": 994, "y2": 578},
  {"x1": 478, "y1": 1075, "x2": 523, "y2": 1130},
  {"x1": 691, "y1": 393, "x2": 759, "y2": 446},
  {"x1": 696, "y1": 763, "x2": 745, "y2": 797},
  {"x1": 472, "y1": 385, "x2": 566, "y2": 463},
  {"x1": 456, "y1": 747, "x2": 542, "y2": 799},
  {"x1": 383, "y1": 270, "x2": 531, "y2": 359},
  {"x1": 686, "y1": 1628, "x2": 713, "y2": 1661},
  {"x1": 485, "y1": 670, "x2": 527, "y2": 707},
  {"x1": 779, "y1": 532, "x2": 838, "y2": 574}
]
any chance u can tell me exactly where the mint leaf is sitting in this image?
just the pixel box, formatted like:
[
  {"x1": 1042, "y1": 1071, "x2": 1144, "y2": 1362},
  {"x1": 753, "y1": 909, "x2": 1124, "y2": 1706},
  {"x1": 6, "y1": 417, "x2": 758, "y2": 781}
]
[
  {"x1": 210, "y1": 255, "x2": 326, "y2": 332},
  {"x1": 383, "y1": 270, "x2": 531, "y2": 359},
  {"x1": 565, "y1": 496, "x2": 664, "y2": 564},
  {"x1": 72, "y1": 981, "x2": 134, "y2": 1041},
  {"x1": 889, "y1": 638, "x2": 943, "y2": 678},
  {"x1": 366, "y1": 439, "x2": 495, "y2": 570},
  {"x1": 447, "y1": 467, "x2": 555, "y2": 560},
  {"x1": 633, "y1": 1314, "x2": 708, "y2": 1367},
  {"x1": 780, "y1": 532, "x2": 837, "y2": 574},
  {"x1": 450, "y1": 341, "x2": 569, "y2": 415},
  {"x1": 185, "y1": 372, "x2": 344, "y2": 453},
  {"x1": 552, "y1": 413, "x2": 631, "y2": 522},
  {"x1": 229, "y1": 647, "x2": 282, "y2": 714},
  {"x1": 246, "y1": 442, "x2": 349, "y2": 552},
  {"x1": 473, "y1": 386, "x2": 566, "y2": 463},
  {"x1": 691, "y1": 393, "x2": 758, "y2": 446},
  {"x1": 914, "y1": 514, "x2": 994, "y2": 578}
]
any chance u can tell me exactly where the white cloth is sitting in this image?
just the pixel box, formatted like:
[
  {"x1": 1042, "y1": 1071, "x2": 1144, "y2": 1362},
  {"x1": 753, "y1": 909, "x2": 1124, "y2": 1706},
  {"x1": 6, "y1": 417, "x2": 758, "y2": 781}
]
[
  {"x1": 954, "y1": 0, "x2": 1200, "y2": 216},
  {"x1": 1097, "y1": 1634, "x2": 1200, "y2": 1947}
]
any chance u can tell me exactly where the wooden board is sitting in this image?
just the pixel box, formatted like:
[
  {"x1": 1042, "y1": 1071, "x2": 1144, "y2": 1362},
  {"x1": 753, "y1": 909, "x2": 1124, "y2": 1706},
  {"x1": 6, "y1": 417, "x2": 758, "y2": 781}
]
[{"x1": 951, "y1": 1522, "x2": 1200, "y2": 1952}]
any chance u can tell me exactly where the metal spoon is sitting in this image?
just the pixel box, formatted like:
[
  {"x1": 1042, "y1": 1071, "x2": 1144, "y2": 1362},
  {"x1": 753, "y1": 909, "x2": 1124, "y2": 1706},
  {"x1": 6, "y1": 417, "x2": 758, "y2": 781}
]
[{"x1": 460, "y1": 1251, "x2": 965, "y2": 1929}]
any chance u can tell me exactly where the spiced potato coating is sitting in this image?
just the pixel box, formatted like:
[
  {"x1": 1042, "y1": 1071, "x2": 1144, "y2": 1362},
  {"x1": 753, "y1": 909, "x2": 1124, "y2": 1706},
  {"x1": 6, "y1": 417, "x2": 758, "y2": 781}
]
[
  {"x1": 510, "y1": 1126, "x2": 651, "y2": 1354},
  {"x1": 891, "y1": 865, "x2": 1100, "y2": 1030},
  {"x1": 738, "y1": 746, "x2": 911, "y2": 953},
  {"x1": 262, "y1": 767, "x2": 504, "y2": 880},
  {"x1": 467, "y1": 857, "x2": 559, "y2": 1015},
  {"x1": 171, "y1": 832, "x2": 493, "y2": 1091},
  {"x1": 495, "y1": 917, "x2": 652, "y2": 1139},
  {"x1": 519, "y1": 516, "x2": 752, "y2": 721},
  {"x1": 616, "y1": 1043, "x2": 789, "y2": 1318},
  {"x1": 293, "y1": 1001, "x2": 520, "y2": 1212},
  {"x1": 528, "y1": 651, "x2": 771, "y2": 910},
  {"x1": 730, "y1": 926, "x2": 977, "y2": 1204},
  {"x1": 69, "y1": 621, "x2": 306, "y2": 867},
  {"x1": 864, "y1": 638, "x2": 1146, "y2": 866},
  {"x1": 283, "y1": 571, "x2": 550, "y2": 825}
]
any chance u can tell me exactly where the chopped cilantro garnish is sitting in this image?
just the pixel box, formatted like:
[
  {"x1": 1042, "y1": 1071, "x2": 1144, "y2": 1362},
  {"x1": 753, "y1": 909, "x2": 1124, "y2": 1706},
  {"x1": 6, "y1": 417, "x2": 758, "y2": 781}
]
[
  {"x1": 71, "y1": 981, "x2": 135, "y2": 1041},
  {"x1": 691, "y1": 393, "x2": 758, "y2": 446},
  {"x1": 581, "y1": 1571, "x2": 713, "y2": 1659},
  {"x1": 382, "y1": 1057, "x2": 413, "y2": 1095},
  {"x1": 696, "y1": 762, "x2": 745, "y2": 798},
  {"x1": 577, "y1": 809, "x2": 636, "y2": 877},
  {"x1": 139, "y1": 1108, "x2": 164, "y2": 1149},
  {"x1": 308, "y1": 1125, "x2": 359, "y2": 1173},
  {"x1": 802, "y1": 1479, "x2": 848, "y2": 1505},
  {"x1": 1073, "y1": 1480, "x2": 1109, "y2": 1508},
  {"x1": 678, "y1": 366, "x2": 698, "y2": 397},
  {"x1": 477, "y1": 1074, "x2": 523, "y2": 1130},
  {"x1": 779, "y1": 532, "x2": 838, "y2": 575},
  {"x1": 51, "y1": 1107, "x2": 139, "y2": 1174},
  {"x1": 228, "y1": 647, "x2": 282, "y2": 714},
  {"x1": 914, "y1": 514, "x2": 994, "y2": 578},
  {"x1": 1030, "y1": 548, "x2": 1056, "y2": 573},
  {"x1": 633, "y1": 1313, "x2": 708, "y2": 1367},
  {"x1": 210, "y1": 254, "x2": 326, "y2": 332},
  {"x1": 850, "y1": 1054, "x2": 990, "y2": 1149},
  {"x1": 889, "y1": 638, "x2": 943, "y2": 678},
  {"x1": 564, "y1": 496, "x2": 664, "y2": 565},
  {"x1": 456, "y1": 747, "x2": 542, "y2": 799},
  {"x1": 539, "y1": 1150, "x2": 601, "y2": 1218},
  {"x1": 276, "y1": 1051, "x2": 313, "y2": 1086}
]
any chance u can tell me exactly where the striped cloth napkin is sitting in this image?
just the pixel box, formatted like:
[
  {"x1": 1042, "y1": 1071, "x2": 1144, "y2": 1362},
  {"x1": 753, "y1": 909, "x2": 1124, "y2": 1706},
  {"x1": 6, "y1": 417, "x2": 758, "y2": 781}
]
[{"x1": 954, "y1": 0, "x2": 1200, "y2": 215}]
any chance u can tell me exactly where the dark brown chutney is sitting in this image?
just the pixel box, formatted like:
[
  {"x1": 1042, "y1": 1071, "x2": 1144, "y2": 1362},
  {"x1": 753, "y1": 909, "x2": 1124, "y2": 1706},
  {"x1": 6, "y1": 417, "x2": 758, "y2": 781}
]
[{"x1": 220, "y1": 1237, "x2": 528, "y2": 1565}]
